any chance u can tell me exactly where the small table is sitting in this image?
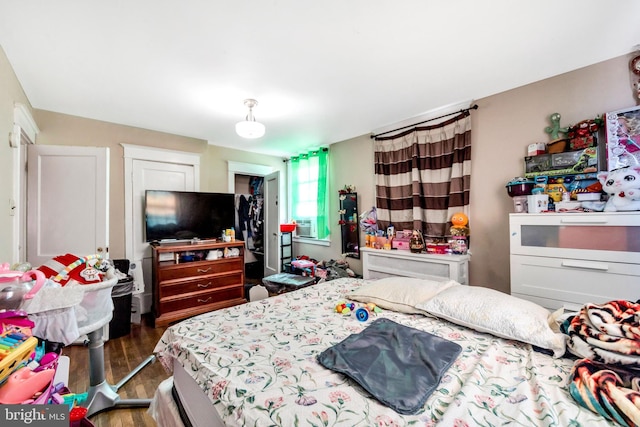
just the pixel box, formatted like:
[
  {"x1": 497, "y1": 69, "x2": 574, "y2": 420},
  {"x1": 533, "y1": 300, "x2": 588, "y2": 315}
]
[{"x1": 262, "y1": 273, "x2": 316, "y2": 295}]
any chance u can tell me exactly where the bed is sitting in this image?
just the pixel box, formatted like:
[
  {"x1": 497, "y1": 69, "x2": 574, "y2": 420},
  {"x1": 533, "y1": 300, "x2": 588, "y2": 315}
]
[{"x1": 150, "y1": 276, "x2": 617, "y2": 426}]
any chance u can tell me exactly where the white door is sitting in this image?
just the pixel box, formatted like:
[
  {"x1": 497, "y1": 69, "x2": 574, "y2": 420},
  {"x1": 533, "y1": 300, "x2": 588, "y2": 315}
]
[
  {"x1": 27, "y1": 145, "x2": 109, "y2": 266},
  {"x1": 131, "y1": 160, "x2": 196, "y2": 295},
  {"x1": 123, "y1": 145, "x2": 200, "y2": 317},
  {"x1": 264, "y1": 171, "x2": 280, "y2": 277}
]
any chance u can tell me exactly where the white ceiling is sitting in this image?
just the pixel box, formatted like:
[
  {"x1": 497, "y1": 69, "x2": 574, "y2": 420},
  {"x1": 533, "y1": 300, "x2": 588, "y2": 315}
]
[{"x1": 1, "y1": 1, "x2": 639, "y2": 157}]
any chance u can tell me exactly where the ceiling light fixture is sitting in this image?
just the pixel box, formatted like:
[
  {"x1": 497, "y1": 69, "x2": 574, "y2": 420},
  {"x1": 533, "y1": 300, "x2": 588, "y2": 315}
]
[{"x1": 235, "y1": 98, "x2": 265, "y2": 139}]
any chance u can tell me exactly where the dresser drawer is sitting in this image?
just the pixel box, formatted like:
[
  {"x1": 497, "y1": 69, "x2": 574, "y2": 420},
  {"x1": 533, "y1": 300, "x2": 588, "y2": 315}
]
[
  {"x1": 159, "y1": 286, "x2": 244, "y2": 313},
  {"x1": 361, "y1": 248, "x2": 469, "y2": 284},
  {"x1": 158, "y1": 257, "x2": 243, "y2": 282},
  {"x1": 509, "y1": 212, "x2": 640, "y2": 264},
  {"x1": 510, "y1": 254, "x2": 640, "y2": 310},
  {"x1": 159, "y1": 272, "x2": 242, "y2": 299}
]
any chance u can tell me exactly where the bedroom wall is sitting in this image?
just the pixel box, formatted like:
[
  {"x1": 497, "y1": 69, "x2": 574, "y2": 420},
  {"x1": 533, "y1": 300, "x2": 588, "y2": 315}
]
[
  {"x1": 31, "y1": 110, "x2": 286, "y2": 259},
  {"x1": 0, "y1": 45, "x2": 32, "y2": 262},
  {"x1": 293, "y1": 134, "x2": 375, "y2": 274},
  {"x1": 468, "y1": 53, "x2": 637, "y2": 293},
  {"x1": 313, "y1": 53, "x2": 638, "y2": 292},
  {"x1": 2, "y1": 44, "x2": 637, "y2": 290}
]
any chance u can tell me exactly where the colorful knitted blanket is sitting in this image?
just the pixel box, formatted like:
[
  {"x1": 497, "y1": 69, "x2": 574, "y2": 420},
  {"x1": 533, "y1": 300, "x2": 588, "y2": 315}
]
[
  {"x1": 563, "y1": 300, "x2": 640, "y2": 365},
  {"x1": 563, "y1": 300, "x2": 640, "y2": 426},
  {"x1": 570, "y1": 359, "x2": 640, "y2": 426}
]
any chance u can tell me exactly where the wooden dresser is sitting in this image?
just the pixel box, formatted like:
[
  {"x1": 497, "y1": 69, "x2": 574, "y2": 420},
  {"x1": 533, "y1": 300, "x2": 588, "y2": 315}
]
[{"x1": 151, "y1": 240, "x2": 246, "y2": 327}]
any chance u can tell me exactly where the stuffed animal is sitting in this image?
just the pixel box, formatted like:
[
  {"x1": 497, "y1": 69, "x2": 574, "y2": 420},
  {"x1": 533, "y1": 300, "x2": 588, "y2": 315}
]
[
  {"x1": 449, "y1": 212, "x2": 470, "y2": 237},
  {"x1": 544, "y1": 112, "x2": 570, "y2": 141},
  {"x1": 597, "y1": 166, "x2": 640, "y2": 212}
]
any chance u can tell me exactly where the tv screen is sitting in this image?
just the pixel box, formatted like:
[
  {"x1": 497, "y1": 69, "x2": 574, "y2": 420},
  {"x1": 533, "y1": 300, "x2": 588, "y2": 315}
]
[{"x1": 144, "y1": 190, "x2": 235, "y2": 242}]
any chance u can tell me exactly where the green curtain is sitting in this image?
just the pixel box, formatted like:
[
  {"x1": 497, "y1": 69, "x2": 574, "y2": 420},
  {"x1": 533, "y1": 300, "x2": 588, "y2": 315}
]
[
  {"x1": 316, "y1": 148, "x2": 329, "y2": 239},
  {"x1": 290, "y1": 148, "x2": 330, "y2": 239}
]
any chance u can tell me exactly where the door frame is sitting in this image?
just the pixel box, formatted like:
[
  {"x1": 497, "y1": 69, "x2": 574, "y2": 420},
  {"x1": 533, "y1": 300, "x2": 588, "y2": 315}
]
[
  {"x1": 12, "y1": 103, "x2": 39, "y2": 264},
  {"x1": 226, "y1": 161, "x2": 273, "y2": 193},
  {"x1": 122, "y1": 144, "x2": 201, "y2": 263},
  {"x1": 227, "y1": 162, "x2": 283, "y2": 276}
]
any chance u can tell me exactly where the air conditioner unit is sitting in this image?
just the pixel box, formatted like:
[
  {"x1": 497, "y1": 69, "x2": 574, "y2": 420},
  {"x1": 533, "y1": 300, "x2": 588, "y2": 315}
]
[{"x1": 296, "y1": 219, "x2": 317, "y2": 238}]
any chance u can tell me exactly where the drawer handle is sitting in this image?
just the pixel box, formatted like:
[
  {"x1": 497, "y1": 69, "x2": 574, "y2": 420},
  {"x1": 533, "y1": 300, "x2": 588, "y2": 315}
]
[
  {"x1": 197, "y1": 297, "x2": 212, "y2": 304},
  {"x1": 561, "y1": 260, "x2": 609, "y2": 271},
  {"x1": 560, "y1": 218, "x2": 608, "y2": 224},
  {"x1": 197, "y1": 282, "x2": 212, "y2": 288},
  {"x1": 197, "y1": 267, "x2": 212, "y2": 273}
]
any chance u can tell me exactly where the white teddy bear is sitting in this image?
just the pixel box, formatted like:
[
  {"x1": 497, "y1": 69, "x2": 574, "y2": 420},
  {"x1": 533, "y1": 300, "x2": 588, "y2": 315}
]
[{"x1": 597, "y1": 166, "x2": 640, "y2": 212}]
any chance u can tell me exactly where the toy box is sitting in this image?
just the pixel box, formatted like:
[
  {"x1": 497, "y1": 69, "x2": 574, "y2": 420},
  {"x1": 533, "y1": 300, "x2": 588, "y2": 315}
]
[
  {"x1": 291, "y1": 259, "x2": 316, "y2": 277},
  {"x1": 391, "y1": 230, "x2": 412, "y2": 250},
  {"x1": 605, "y1": 106, "x2": 640, "y2": 171},
  {"x1": 568, "y1": 134, "x2": 597, "y2": 151},
  {"x1": 391, "y1": 238, "x2": 410, "y2": 250},
  {"x1": 525, "y1": 147, "x2": 599, "y2": 177},
  {"x1": 524, "y1": 154, "x2": 552, "y2": 174},
  {"x1": 551, "y1": 147, "x2": 598, "y2": 172}
]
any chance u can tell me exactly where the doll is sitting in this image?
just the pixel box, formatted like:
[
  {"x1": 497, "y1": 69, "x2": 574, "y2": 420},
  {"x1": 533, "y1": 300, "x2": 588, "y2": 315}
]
[{"x1": 449, "y1": 212, "x2": 470, "y2": 254}]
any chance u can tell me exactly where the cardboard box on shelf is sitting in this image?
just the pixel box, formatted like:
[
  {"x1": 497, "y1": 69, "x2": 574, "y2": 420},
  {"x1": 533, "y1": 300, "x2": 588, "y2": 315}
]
[
  {"x1": 568, "y1": 134, "x2": 597, "y2": 151},
  {"x1": 524, "y1": 154, "x2": 552, "y2": 174},
  {"x1": 525, "y1": 147, "x2": 599, "y2": 177},
  {"x1": 527, "y1": 194, "x2": 549, "y2": 213},
  {"x1": 527, "y1": 142, "x2": 546, "y2": 156},
  {"x1": 551, "y1": 147, "x2": 598, "y2": 172}
]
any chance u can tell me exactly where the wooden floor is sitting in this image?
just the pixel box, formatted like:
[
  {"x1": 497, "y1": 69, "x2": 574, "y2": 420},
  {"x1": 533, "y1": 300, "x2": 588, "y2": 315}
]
[{"x1": 63, "y1": 315, "x2": 169, "y2": 427}]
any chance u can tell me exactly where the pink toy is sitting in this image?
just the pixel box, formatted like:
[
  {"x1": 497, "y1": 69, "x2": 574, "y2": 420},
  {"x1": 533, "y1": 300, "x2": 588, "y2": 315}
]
[
  {"x1": 34, "y1": 352, "x2": 59, "y2": 372},
  {"x1": 0, "y1": 263, "x2": 45, "y2": 311},
  {"x1": 0, "y1": 366, "x2": 55, "y2": 404}
]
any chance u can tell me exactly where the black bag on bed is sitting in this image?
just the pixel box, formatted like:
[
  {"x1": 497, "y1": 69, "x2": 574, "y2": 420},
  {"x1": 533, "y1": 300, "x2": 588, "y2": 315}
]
[{"x1": 317, "y1": 318, "x2": 462, "y2": 415}]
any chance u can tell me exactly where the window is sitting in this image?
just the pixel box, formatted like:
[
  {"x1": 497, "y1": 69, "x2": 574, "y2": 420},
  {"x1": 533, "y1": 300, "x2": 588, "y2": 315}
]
[{"x1": 290, "y1": 148, "x2": 330, "y2": 240}]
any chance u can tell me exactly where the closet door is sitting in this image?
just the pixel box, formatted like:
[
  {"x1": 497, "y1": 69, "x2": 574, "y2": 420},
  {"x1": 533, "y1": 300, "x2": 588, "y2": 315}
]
[{"x1": 27, "y1": 145, "x2": 109, "y2": 266}]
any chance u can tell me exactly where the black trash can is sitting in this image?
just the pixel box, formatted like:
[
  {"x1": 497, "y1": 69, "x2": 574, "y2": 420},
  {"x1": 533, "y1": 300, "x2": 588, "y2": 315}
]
[{"x1": 109, "y1": 274, "x2": 134, "y2": 339}]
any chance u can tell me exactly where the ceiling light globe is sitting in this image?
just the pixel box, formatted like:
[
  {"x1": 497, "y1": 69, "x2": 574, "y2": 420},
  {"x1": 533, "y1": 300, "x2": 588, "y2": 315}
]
[{"x1": 236, "y1": 120, "x2": 265, "y2": 139}]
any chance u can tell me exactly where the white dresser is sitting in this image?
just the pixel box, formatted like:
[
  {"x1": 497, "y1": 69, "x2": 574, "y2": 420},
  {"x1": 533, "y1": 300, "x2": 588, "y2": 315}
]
[
  {"x1": 509, "y1": 212, "x2": 640, "y2": 311},
  {"x1": 361, "y1": 247, "x2": 470, "y2": 285}
]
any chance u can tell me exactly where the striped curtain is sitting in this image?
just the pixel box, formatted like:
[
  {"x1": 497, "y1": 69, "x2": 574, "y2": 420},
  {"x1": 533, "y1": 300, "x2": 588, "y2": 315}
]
[{"x1": 374, "y1": 111, "x2": 471, "y2": 238}]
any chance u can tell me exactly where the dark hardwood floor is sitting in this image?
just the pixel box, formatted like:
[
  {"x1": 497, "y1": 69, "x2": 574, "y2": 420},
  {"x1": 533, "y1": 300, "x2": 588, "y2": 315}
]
[{"x1": 63, "y1": 315, "x2": 169, "y2": 427}]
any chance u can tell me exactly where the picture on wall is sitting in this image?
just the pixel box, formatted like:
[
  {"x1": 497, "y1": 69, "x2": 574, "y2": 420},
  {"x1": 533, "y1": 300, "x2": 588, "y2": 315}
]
[{"x1": 605, "y1": 105, "x2": 640, "y2": 170}]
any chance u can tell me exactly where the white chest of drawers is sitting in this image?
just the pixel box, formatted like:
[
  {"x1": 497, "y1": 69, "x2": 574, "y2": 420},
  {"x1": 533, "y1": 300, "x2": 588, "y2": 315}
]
[
  {"x1": 509, "y1": 212, "x2": 640, "y2": 311},
  {"x1": 361, "y1": 247, "x2": 470, "y2": 285}
]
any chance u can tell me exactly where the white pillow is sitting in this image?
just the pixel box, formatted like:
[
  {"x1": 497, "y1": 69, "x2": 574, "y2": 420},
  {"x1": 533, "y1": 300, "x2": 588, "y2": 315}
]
[
  {"x1": 416, "y1": 286, "x2": 566, "y2": 357},
  {"x1": 347, "y1": 276, "x2": 459, "y2": 314}
]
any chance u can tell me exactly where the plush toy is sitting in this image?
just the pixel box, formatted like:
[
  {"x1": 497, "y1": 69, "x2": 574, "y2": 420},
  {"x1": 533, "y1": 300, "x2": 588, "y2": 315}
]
[
  {"x1": 544, "y1": 112, "x2": 570, "y2": 141},
  {"x1": 449, "y1": 212, "x2": 470, "y2": 255},
  {"x1": 597, "y1": 166, "x2": 640, "y2": 212},
  {"x1": 449, "y1": 212, "x2": 469, "y2": 237}
]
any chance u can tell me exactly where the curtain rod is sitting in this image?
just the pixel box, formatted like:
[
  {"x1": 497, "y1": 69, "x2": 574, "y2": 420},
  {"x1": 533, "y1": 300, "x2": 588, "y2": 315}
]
[{"x1": 370, "y1": 104, "x2": 478, "y2": 139}]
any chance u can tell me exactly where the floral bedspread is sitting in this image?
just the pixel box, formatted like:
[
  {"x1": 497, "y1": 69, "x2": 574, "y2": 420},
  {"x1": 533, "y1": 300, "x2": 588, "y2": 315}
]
[{"x1": 154, "y1": 278, "x2": 615, "y2": 426}]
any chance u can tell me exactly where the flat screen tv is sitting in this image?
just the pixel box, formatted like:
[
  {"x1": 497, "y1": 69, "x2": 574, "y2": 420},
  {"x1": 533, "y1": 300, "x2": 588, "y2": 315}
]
[{"x1": 144, "y1": 190, "x2": 235, "y2": 242}]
